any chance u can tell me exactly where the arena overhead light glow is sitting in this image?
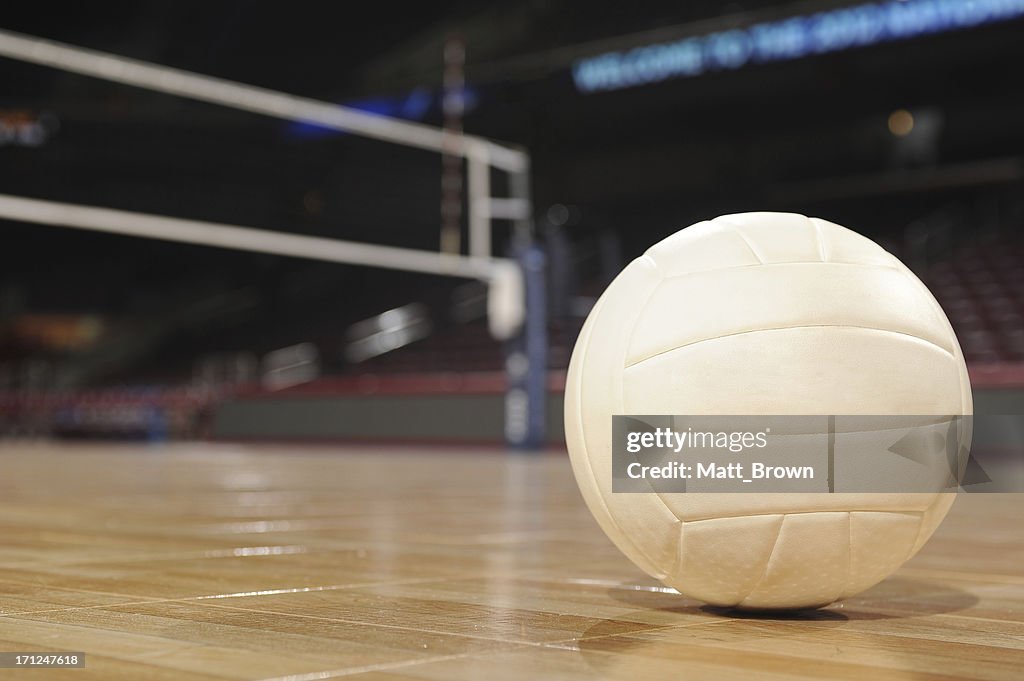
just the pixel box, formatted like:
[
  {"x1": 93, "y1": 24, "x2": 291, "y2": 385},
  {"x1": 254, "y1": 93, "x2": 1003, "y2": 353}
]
[{"x1": 572, "y1": 0, "x2": 1024, "y2": 93}]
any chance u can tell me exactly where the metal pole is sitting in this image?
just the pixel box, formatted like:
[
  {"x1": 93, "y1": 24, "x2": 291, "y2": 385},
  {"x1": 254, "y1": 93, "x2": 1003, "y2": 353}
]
[
  {"x1": 508, "y1": 155, "x2": 534, "y2": 245},
  {"x1": 440, "y1": 36, "x2": 466, "y2": 255},
  {"x1": 467, "y1": 146, "x2": 492, "y2": 258}
]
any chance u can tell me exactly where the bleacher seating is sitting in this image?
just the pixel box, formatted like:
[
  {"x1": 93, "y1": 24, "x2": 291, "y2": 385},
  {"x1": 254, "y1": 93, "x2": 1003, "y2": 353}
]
[
  {"x1": 355, "y1": 323, "x2": 505, "y2": 373},
  {"x1": 924, "y1": 239, "x2": 1024, "y2": 362},
  {"x1": 355, "y1": 237, "x2": 1024, "y2": 373},
  {"x1": 4, "y1": 236, "x2": 1021, "y2": 409}
]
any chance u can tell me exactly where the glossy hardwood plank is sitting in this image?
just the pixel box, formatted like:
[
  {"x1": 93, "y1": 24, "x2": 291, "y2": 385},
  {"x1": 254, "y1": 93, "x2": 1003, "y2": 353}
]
[{"x1": 0, "y1": 442, "x2": 1020, "y2": 680}]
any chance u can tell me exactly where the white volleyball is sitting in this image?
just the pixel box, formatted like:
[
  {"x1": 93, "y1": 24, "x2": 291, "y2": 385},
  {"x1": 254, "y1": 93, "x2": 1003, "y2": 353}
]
[{"x1": 564, "y1": 212, "x2": 972, "y2": 609}]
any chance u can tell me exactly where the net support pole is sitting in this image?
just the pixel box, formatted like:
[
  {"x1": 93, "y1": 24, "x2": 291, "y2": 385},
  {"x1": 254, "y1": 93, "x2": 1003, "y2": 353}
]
[
  {"x1": 503, "y1": 241, "x2": 547, "y2": 450},
  {"x1": 508, "y1": 155, "x2": 534, "y2": 245},
  {"x1": 467, "y1": 143, "x2": 492, "y2": 259}
]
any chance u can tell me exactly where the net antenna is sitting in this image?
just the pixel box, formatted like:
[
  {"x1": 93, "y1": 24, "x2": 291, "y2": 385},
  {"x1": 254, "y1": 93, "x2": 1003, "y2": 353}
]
[{"x1": 0, "y1": 29, "x2": 531, "y2": 340}]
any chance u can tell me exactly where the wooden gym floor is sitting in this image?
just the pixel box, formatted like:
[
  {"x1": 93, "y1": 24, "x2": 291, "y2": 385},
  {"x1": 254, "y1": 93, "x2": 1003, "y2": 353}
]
[{"x1": 0, "y1": 442, "x2": 1021, "y2": 680}]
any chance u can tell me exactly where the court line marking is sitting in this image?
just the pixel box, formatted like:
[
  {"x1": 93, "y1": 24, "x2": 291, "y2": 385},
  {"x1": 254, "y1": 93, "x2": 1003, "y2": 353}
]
[
  {"x1": 175, "y1": 574, "x2": 733, "y2": 649},
  {"x1": 0, "y1": 574, "x2": 757, "y2": 643},
  {"x1": 541, "y1": 616, "x2": 740, "y2": 651},
  {"x1": 121, "y1": 598, "x2": 601, "y2": 655},
  {"x1": 255, "y1": 653, "x2": 493, "y2": 681},
  {"x1": 0, "y1": 532, "x2": 591, "y2": 567},
  {"x1": 0, "y1": 545, "x2": 314, "y2": 567},
  {"x1": 554, "y1": 578, "x2": 680, "y2": 594},
  {"x1": 3, "y1": 569, "x2": 1019, "y2": 674},
  {"x1": 193, "y1": 598, "x2": 680, "y2": 647},
  {"x1": 254, "y1": 617, "x2": 745, "y2": 681},
  {"x1": 0, "y1": 577, "x2": 450, "y2": 617},
  {"x1": 4, "y1": 567, "x2": 1016, "y2": 625}
]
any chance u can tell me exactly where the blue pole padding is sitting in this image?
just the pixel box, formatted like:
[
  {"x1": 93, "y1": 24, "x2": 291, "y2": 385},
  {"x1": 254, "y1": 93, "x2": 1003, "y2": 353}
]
[{"x1": 504, "y1": 243, "x2": 547, "y2": 450}]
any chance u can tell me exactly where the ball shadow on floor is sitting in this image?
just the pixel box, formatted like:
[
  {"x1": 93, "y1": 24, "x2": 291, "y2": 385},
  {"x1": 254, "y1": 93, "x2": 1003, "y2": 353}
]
[
  {"x1": 569, "y1": 578, "x2": 979, "y2": 679},
  {"x1": 602, "y1": 575, "x2": 978, "y2": 623}
]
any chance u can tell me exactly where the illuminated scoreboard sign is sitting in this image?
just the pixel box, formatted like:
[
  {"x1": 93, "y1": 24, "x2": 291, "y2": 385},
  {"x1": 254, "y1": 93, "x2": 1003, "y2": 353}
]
[{"x1": 572, "y1": 0, "x2": 1024, "y2": 93}]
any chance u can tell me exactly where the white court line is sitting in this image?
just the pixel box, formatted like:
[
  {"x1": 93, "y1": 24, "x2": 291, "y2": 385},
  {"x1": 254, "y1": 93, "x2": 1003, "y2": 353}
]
[
  {"x1": 255, "y1": 653, "x2": 478, "y2": 681},
  {"x1": 558, "y1": 578, "x2": 680, "y2": 594}
]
